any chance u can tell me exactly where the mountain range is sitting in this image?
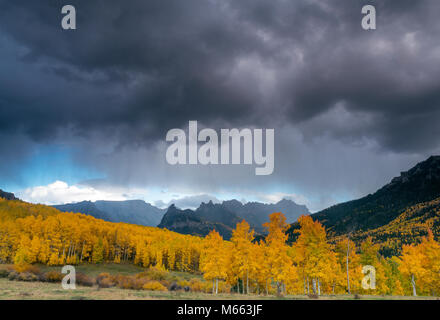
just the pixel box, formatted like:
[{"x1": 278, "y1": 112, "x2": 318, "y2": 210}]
[
  {"x1": 52, "y1": 197, "x2": 309, "y2": 239},
  {"x1": 158, "y1": 199, "x2": 309, "y2": 239}
]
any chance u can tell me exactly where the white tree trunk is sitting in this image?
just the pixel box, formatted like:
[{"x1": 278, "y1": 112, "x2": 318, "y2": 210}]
[
  {"x1": 411, "y1": 274, "x2": 417, "y2": 296},
  {"x1": 307, "y1": 277, "x2": 310, "y2": 294},
  {"x1": 242, "y1": 277, "x2": 245, "y2": 294},
  {"x1": 318, "y1": 279, "x2": 321, "y2": 295},
  {"x1": 303, "y1": 277, "x2": 307, "y2": 295}
]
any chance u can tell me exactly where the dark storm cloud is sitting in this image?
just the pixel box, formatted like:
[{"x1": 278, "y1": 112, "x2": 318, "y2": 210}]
[
  {"x1": 1, "y1": 0, "x2": 440, "y2": 209},
  {"x1": 1, "y1": 0, "x2": 439, "y2": 152},
  {"x1": 0, "y1": 0, "x2": 266, "y2": 147}
]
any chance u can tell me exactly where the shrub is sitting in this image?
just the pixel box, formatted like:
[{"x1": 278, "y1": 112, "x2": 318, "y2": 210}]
[
  {"x1": 7, "y1": 271, "x2": 19, "y2": 281},
  {"x1": 76, "y1": 273, "x2": 94, "y2": 287},
  {"x1": 169, "y1": 282, "x2": 183, "y2": 291},
  {"x1": 18, "y1": 272, "x2": 38, "y2": 282},
  {"x1": 98, "y1": 277, "x2": 115, "y2": 288},
  {"x1": 0, "y1": 269, "x2": 9, "y2": 278},
  {"x1": 13, "y1": 263, "x2": 40, "y2": 275},
  {"x1": 178, "y1": 280, "x2": 190, "y2": 288},
  {"x1": 43, "y1": 271, "x2": 63, "y2": 283},
  {"x1": 111, "y1": 274, "x2": 137, "y2": 290},
  {"x1": 143, "y1": 281, "x2": 168, "y2": 292},
  {"x1": 96, "y1": 273, "x2": 116, "y2": 288},
  {"x1": 134, "y1": 278, "x2": 149, "y2": 290},
  {"x1": 115, "y1": 275, "x2": 134, "y2": 290},
  {"x1": 188, "y1": 278, "x2": 211, "y2": 293},
  {"x1": 137, "y1": 267, "x2": 169, "y2": 281},
  {"x1": 96, "y1": 272, "x2": 111, "y2": 282}
]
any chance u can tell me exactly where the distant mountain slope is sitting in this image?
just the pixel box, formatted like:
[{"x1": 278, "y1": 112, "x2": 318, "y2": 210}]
[
  {"x1": 94, "y1": 200, "x2": 165, "y2": 226},
  {"x1": 287, "y1": 155, "x2": 440, "y2": 242},
  {"x1": 159, "y1": 199, "x2": 309, "y2": 239},
  {"x1": 54, "y1": 200, "x2": 166, "y2": 227},
  {"x1": 0, "y1": 189, "x2": 18, "y2": 201},
  {"x1": 53, "y1": 201, "x2": 107, "y2": 220}
]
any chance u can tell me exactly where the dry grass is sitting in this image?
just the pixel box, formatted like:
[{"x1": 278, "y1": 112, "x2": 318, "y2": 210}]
[
  {"x1": 0, "y1": 264, "x2": 438, "y2": 300},
  {"x1": 0, "y1": 279, "x2": 438, "y2": 300}
]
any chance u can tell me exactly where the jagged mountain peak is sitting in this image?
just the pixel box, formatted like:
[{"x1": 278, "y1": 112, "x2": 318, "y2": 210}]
[
  {"x1": 385, "y1": 155, "x2": 440, "y2": 188},
  {"x1": 159, "y1": 197, "x2": 310, "y2": 239}
]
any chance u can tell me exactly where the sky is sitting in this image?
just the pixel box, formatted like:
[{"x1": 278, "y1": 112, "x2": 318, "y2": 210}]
[{"x1": 1, "y1": 0, "x2": 440, "y2": 212}]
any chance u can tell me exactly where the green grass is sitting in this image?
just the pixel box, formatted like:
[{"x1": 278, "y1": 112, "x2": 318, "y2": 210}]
[
  {"x1": 25, "y1": 263, "x2": 203, "y2": 280},
  {"x1": 35, "y1": 263, "x2": 147, "y2": 277}
]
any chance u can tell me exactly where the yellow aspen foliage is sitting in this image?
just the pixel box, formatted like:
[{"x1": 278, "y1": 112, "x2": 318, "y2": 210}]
[
  {"x1": 263, "y1": 212, "x2": 291, "y2": 295},
  {"x1": 230, "y1": 220, "x2": 255, "y2": 294},
  {"x1": 335, "y1": 238, "x2": 362, "y2": 294},
  {"x1": 200, "y1": 230, "x2": 228, "y2": 294},
  {"x1": 399, "y1": 243, "x2": 426, "y2": 296},
  {"x1": 359, "y1": 237, "x2": 389, "y2": 295},
  {"x1": 295, "y1": 215, "x2": 332, "y2": 295}
]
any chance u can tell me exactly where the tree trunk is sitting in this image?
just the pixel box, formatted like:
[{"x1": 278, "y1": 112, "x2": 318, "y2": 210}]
[
  {"x1": 312, "y1": 278, "x2": 317, "y2": 294},
  {"x1": 67, "y1": 242, "x2": 72, "y2": 258},
  {"x1": 265, "y1": 279, "x2": 268, "y2": 295},
  {"x1": 307, "y1": 277, "x2": 310, "y2": 294},
  {"x1": 318, "y1": 279, "x2": 321, "y2": 296},
  {"x1": 242, "y1": 277, "x2": 245, "y2": 294},
  {"x1": 303, "y1": 277, "x2": 307, "y2": 295},
  {"x1": 276, "y1": 281, "x2": 281, "y2": 296},
  {"x1": 246, "y1": 270, "x2": 249, "y2": 294},
  {"x1": 212, "y1": 279, "x2": 215, "y2": 294},
  {"x1": 411, "y1": 274, "x2": 417, "y2": 296},
  {"x1": 80, "y1": 241, "x2": 85, "y2": 261},
  {"x1": 215, "y1": 278, "x2": 218, "y2": 294},
  {"x1": 346, "y1": 238, "x2": 351, "y2": 294}
]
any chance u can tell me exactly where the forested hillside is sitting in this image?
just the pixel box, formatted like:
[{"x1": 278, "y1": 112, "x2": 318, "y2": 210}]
[
  {"x1": 338, "y1": 197, "x2": 440, "y2": 257},
  {"x1": 287, "y1": 156, "x2": 440, "y2": 246},
  {"x1": 0, "y1": 198, "x2": 202, "y2": 272}
]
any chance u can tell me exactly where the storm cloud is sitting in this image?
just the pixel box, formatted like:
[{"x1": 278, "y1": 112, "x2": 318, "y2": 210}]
[{"x1": 0, "y1": 0, "x2": 439, "y2": 210}]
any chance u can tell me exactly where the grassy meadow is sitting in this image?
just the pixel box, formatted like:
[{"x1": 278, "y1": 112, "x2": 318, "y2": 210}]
[{"x1": 0, "y1": 263, "x2": 437, "y2": 300}]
